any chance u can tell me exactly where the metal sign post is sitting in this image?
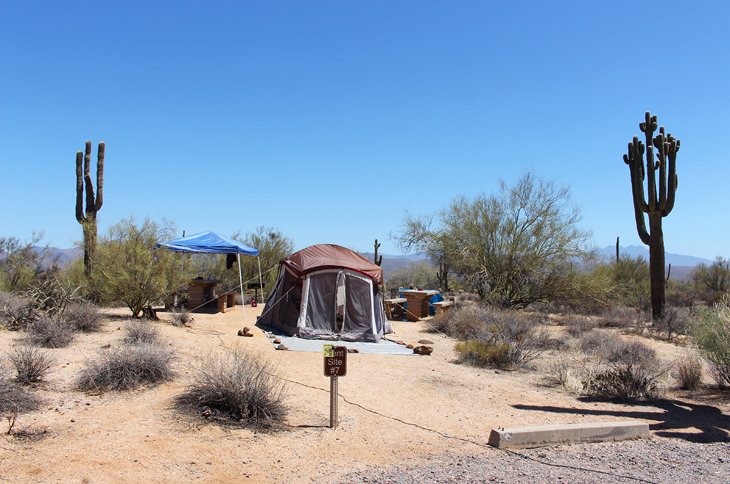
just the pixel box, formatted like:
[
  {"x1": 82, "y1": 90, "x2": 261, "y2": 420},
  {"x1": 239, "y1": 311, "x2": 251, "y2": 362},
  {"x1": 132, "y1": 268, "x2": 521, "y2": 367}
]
[{"x1": 323, "y1": 344, "x2": 347, "y2": 429}]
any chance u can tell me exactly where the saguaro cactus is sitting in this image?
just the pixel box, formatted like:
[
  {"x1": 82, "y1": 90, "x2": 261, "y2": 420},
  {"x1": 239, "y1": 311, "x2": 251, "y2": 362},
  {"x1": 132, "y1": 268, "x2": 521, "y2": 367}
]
[
  {"x1": 623, "y1": 112, "x2": 680, "y2": 320},
  {"x1": 75, "y1": 141, "x2": 105, "y2": 277},
  {"x1": 373, "y1": 239, "x2": 383, "y2": 266}
]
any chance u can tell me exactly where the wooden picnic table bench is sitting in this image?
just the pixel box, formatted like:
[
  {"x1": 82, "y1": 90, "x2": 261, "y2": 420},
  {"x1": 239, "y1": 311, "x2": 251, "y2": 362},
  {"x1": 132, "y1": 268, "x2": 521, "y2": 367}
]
[{"x1": 384, "y1": 297, "x2": 407, "y2": 320}]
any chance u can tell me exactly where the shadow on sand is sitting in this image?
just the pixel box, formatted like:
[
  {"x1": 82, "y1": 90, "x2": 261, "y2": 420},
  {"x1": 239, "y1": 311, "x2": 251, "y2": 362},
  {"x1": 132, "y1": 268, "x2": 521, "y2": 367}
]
[{"x1": 513, "y1": 396, "x2": 730, "y2": 443}]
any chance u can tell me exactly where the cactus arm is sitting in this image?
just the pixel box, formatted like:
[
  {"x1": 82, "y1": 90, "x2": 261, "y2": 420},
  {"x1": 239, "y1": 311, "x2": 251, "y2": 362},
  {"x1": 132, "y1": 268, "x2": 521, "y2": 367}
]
[
  {"x1": 655, "y1": 127, "x2": 668, "y2": 211},
  {"x1": 662, "y1": 136, "x2": 679, "y2": 216},
  {"x1": 83, "y1": 141, "x2": 96, "y2": 217},
  {"x1": 641, "y1": 112, "x2": 658, "y2": 211},
  {"x1": 75, "y1": 151, "x2": 86, "y2": 223},
  {"x1": 625, "y1": 140, "x2": 650, "y2": 245},
  {"x1": 95, "y1": 142, "x2": 105, "y2": 211}
]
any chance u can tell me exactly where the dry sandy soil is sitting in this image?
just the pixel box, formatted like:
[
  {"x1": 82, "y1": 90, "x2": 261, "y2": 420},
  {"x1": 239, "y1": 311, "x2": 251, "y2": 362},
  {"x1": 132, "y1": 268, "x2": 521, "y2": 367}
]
[{"x1": 1, "y1": 306, "x2": 728, "y2": 483}]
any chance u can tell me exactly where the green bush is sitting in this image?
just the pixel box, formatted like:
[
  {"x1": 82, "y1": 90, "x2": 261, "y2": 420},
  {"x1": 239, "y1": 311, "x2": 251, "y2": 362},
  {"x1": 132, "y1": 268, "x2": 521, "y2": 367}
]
[{"x1": 692, "y1": 299, "x2": 730, "y2": 386}]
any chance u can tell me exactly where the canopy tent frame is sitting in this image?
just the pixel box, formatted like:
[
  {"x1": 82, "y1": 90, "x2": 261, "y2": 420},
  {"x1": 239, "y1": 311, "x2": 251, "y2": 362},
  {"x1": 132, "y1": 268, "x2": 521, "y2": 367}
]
[{"x1": 157, "y1": 231, "x2": 262, "y2": 317}]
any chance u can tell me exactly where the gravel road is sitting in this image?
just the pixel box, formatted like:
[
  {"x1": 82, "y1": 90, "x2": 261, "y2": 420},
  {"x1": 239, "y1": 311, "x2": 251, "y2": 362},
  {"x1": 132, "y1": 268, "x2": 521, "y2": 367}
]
[{"x1": 345, "y1": 437, "x2": 729, "y2": 483}]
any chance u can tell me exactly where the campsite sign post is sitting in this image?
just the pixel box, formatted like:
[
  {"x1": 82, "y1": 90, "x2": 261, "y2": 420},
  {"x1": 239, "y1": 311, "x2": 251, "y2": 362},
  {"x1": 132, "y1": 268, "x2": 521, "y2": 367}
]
[{"x1": 323, "y1": 344, "x2": 347, "y2": 429}]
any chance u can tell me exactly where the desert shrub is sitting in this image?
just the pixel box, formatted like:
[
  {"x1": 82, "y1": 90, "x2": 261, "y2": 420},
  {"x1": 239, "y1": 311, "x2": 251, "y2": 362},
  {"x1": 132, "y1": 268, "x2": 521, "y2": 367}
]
[
  {"x1": 0, "y1": 291, "x2": 37, "y2": 331},
  {"x1": 563, "y1": 314, "x2": 597, "y2": 338},
  {"x1": 77, "y1": 344, "x2": 175, "y2": 391},
  {"x1": 578, "y1": 330, "x2": 623, "y2": 356},
  {"x1": 64, "y1": 301, "x2": 103, "y2": 332},
  {"x1": 454, "y1": 340, "x2": 513, "y2": 368},
  {"x1": 453, "y1": 309, "x2": 549, "y2": 369},
  {"x1": 0, "y1": 368, "x2": 40, "y2": 413},
  {"x1": 426, "y1": 305, "x2": 489, "y2": 339},
  {"x1": 25, "y1": 276, "x2": 80, "y2": 317},
  {"x1": 676, "y1": 353, "x2": 703, "y2": 391},
  {"x1": 596, "y1": 305, "x2": 644, "y2": 329},
  {"x1": 8, "y1": 346, "x2": 54, "y2": 385},
  {"x1": 26, "y1": 315, "x2": 75, "y2": 348},
  {"x1": 692, "y1": 300, "x2": 730, "y2": 386},
  {"x1": 124, "y1": 320, "x2": 160, "y2": 345},
  {"x1": 549, "y1": 353, "x2": 594, "y2": 393},
  {"x1": 692, "y1": 257, "x2": 730, "y2": 305},
  {"x1": 653, "y1": 306, "x2": 691, "y2": 340},
  {"x1": 170, "y1": 307, "x2": 192, "y2": 327},
  {"x1": 583, "y1": 340, "x2": 667, "y2": 400},
  {"x1": 175, "y1": 348, "x2": 286, "y2": 428},
  {"x1": 94, "y1": 218, "x2": 193, "y2": 318}
]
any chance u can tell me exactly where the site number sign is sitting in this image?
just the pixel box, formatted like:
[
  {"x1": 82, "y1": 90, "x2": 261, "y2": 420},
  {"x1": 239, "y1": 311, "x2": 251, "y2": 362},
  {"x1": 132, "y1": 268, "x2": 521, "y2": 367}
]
[{"x1": 323, "y1": 345, "x2": 347, "y2": 377}]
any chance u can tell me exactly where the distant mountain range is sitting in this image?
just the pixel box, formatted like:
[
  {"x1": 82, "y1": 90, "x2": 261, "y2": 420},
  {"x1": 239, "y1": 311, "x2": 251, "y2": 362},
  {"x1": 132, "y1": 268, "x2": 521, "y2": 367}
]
[
  {"x1": 36, "y1": 247, "x2": 82, "y2": 268},
  {"x1": 596, "y1": 245, "x2": 713, "y2": 267},
  {"x1": 44, "y1": 245, "x2": 710, "y2": 282}
]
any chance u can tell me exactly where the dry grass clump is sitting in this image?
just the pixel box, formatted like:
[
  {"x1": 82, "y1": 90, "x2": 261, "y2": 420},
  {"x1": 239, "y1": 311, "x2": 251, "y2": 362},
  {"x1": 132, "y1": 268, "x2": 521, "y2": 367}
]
[
  {"x1": 8, "y1": 346, "x2": 54, "y2": 385},
  {"x1": 77, "y1": 344, "x2": 175, "y2": 392},
  {"x1": 583, "y1": 339, "x2": 667, "y2": 401},
  {"x1": 563, "y1": 314, "x2": 597, "y2": 338},
  {"x1": 170, "y1": 307, "x2": 192, "y2": 327},
  {"x1": 64, "y1": 301, "x2": 103, "y2": 332},
  {"x1": 578, "y1": 330, "x2": 623, "y2": 356},
  {"x1": 0, "y1": 367, "x2": 40, "y2": 414},
  {"x1": 175, "y1": 348, "x2": 287, "y2": 429},
  {"x1": 675, "y1": 353, "x2": 703, "y2": 391},
  {"x1": 596, "y1": 305, "x2": 644, "y2": 329},
  {"x1": 124, "y1": 320, "x2": 160, "y2": 345},
  {"x1": 26, "y1": 315, "x2": 75, "y2": 348},
  {"x1": 427, "y1": 305, "x2": 489, "y2": 339}
]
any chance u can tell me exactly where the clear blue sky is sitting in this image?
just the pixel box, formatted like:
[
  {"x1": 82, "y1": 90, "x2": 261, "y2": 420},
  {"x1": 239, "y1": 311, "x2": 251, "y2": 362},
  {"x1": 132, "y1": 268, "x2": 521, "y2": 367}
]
[{"x1": 1, "y1": 1, "x2": 728, "y2": 259}]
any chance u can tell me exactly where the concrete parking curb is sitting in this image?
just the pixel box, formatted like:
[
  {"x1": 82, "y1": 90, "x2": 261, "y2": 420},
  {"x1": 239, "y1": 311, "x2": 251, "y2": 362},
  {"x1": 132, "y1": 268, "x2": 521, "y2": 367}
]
[{"x1": 488, "y1": 421, "x2": 650, "y2": 449}]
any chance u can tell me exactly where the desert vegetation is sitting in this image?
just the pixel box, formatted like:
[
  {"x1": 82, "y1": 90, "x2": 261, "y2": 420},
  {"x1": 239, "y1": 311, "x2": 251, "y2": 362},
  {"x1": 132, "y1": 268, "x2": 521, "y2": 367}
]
[{"x1": 175, "y1": 347, "x2": 287, "y2": 429}]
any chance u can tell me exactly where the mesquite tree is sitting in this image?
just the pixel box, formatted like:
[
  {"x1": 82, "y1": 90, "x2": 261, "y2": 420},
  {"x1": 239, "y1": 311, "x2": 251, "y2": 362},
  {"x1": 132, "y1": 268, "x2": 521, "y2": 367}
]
[
  {"x1": 75, "y1": 141, "x2": 105, "y2": 277},
  {"x1": 623, "y1": 112, "x2": 680, "y2": 320}
]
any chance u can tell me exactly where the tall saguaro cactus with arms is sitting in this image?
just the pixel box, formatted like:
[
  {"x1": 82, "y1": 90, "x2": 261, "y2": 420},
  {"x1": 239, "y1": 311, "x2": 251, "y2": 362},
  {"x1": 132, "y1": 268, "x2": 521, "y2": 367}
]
[
  {"x1": 75, "y1": 141, "x2": 105, "y2": 278},
  {"x1": 623, "y1": 112, "x2": 680, "y2": 320}
]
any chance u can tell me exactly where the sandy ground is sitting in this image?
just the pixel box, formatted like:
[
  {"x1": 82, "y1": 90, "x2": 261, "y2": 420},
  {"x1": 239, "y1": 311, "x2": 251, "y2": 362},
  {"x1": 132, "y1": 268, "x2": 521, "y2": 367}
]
[{"x1": 1, "y1": 306, "x2": 728, "y2": 483}]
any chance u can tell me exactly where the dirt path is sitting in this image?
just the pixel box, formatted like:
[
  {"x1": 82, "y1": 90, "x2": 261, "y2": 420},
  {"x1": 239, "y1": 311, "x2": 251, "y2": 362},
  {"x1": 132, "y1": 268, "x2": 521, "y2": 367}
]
[{"x1": 1, "y1": 307, "x2": 728, "y2": 482}]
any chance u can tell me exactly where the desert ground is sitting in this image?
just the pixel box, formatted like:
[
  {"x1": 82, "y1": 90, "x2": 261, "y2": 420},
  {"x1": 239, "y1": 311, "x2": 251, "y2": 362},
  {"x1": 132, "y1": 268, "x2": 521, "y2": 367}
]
[{"x1": 1, "y1": 306, "x2": 728, "y2": 483}]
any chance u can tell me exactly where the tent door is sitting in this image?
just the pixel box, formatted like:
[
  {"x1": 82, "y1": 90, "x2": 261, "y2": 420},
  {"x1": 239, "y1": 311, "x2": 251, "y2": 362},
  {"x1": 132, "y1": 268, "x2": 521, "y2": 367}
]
[{"x1": 335, "y1": 270, "x2": 346, "y2": 333}]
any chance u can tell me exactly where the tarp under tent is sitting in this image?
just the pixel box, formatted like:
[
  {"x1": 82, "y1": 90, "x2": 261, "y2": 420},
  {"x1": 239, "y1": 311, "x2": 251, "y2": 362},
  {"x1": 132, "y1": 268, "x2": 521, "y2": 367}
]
[
  {"x1": 258, "y1": 244, "x2": 391, "y2": 342},
  {"x1": 157, "y1": 231, "x2": 262, "y2": 311}
]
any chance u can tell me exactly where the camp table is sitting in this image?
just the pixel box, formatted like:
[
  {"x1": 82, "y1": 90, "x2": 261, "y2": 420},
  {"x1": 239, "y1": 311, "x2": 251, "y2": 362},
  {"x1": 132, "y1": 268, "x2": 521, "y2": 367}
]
[{"x1": 399, "y1": 290, "x2": 440, "y2": 321}]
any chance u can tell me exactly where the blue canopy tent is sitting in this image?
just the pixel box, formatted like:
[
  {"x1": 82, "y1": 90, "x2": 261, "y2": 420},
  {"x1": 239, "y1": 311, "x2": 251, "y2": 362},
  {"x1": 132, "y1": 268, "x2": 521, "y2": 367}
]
[{"x1": 157, "y1": 231, "x2": 262, "y2": 314}]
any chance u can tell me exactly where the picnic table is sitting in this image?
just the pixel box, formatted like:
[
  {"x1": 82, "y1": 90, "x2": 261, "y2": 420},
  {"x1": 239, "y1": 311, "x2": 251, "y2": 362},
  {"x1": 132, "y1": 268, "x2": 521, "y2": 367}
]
[
  {"x1": 188, "y1": 278, "x2": 235, "y2": 313},
  {"x1": 398, "y1": 289, "x2": 440, "y2": 321}
]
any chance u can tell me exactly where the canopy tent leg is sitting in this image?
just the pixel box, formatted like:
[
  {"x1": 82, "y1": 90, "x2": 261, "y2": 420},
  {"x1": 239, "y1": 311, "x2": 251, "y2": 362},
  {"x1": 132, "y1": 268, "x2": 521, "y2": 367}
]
[
  {"x1": 237, "y1": 254, "x2": 245, "y2": 319},
  {"x1": 257, "y1": 256, "x2": 264, "y2": 303}
]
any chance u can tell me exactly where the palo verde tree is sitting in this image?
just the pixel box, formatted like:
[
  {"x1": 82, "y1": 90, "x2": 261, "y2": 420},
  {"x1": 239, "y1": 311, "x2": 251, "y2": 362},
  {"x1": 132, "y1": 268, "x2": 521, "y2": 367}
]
[
  {"x1": 75, "y1": 141, "x2": 105, "y2": 278},
  {"x1": 623, "y1": 112, "x2": 680, "y2": 320}
]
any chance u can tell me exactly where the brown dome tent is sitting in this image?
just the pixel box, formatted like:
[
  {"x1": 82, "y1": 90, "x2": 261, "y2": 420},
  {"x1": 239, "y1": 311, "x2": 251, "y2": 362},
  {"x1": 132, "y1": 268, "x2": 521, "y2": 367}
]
[{"x1": 257, "y1": 244, "x2": 391, "y2": 342}]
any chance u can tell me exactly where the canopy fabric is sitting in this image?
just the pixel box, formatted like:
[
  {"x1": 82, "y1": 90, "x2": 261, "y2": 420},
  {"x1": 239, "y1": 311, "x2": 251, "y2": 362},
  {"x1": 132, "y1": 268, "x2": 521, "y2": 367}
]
[
  {"x1": 157, "y1": 231, "x2": 259, "y2": 256},
  {"x1": 282, "y1": 244, "x2": 383, "y2": 284}
]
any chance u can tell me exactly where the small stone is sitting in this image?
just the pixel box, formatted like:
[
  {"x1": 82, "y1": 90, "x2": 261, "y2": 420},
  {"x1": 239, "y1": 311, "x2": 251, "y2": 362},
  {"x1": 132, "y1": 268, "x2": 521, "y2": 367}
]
[
  {"x1": 243, "y1": 333, "x2": 253, "y2": 337},
  {"x1": 276, "y1": 344, "x2": 288, "y2": 351},
  {"x1": 273, "y1": 338, "x2": 282, "y2": 344},
  {"x1": 237, "y1": 329, "x2": 244, "y2": 336},
  {"x1": 418, "y1": 339, "x2": 434, "y2": 344},
  {"x1": 413, "y1": 345, "x2": 433, "y2": 355},
  {"x1": 243, "y1": 326, "x2": 251, "y2": 334},
  {"x1": 347, "y1": 348, "x2": 359, "y2": 353},
  {"x1": 406, "y1": 344, "x2": 414, "y2": 349},
  {"x1": 396, "y1": 340, "x2": 406, "y2": 345}
]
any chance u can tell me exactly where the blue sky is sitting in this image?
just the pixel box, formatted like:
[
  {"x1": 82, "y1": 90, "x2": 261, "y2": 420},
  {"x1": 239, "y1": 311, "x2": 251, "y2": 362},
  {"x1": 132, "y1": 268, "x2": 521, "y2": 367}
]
[{"x1": 1, "y1": 1, "x2": 728, "y2": 258}]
